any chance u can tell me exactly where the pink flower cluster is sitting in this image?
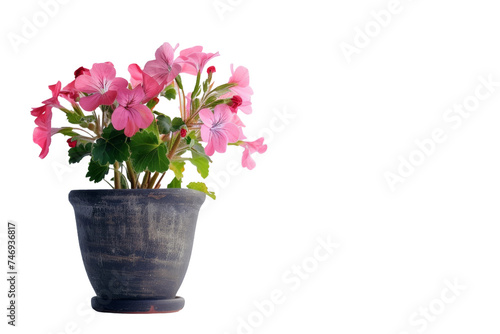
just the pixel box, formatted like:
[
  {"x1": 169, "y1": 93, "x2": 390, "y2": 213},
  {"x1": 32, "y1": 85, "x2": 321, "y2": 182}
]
[{"x1": 31, "y1": 42, "x2": 266, "y2": 170}]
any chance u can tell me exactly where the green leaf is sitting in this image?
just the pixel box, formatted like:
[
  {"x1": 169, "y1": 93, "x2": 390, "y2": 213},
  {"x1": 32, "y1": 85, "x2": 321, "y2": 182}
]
[
  {"x1": 189, "y1": 157, "x2": 209, "y2": 178},
  {"x1": 68, "y1": 143, "x2": 92, "y2": 164},
  {"x1": 162, "y1": 85, "x2": 177, "y2": 100},
  {"x1": 167, "y1": 177, "x2": 182, "y2": 189},
  {"x1": 212, "y1": 82, "x2": 237, "y2": 94},
  {"x1": 129, "y1": 131, "x2": 169, "y2": 173},
  {"x1": 171, "y1": 117, "x2": 185, "y2": 131},
  {"x1": 170, "y1": 160, "x2": 185, "y2": 180},
  {"x1": 189, "y1": 147, "x2": 210, "y2": 178},
  {"x1": 204, "y1": 98, "x2": 231, "y2": 110},
  {"x1": 157, "y1": 115, "x2": 172, "y2": 134},
  {"x1": 191, "y1": 142, "x2": 212, "y2": 162},
  {"x1": 144, "y1": 117, "x2": 159, "y2": 137},
  {"x1": 187, "y1": 182, "x2": 216, "y2": 200},
  {"x1": 86, "y1": 159, "x2": 110, "y2": 183},
  {"x1": 67, "y1": 113, "x2": 95, "y2": 126},
  {"x1": 146, "y1": 98, "x2": 159, "y2": 110},
  {"x1": 91, "y1": 125, "x2": 130, "y2": 165},
  {"x1": 58, "y1": 128, "x2": 79, "y2": 137},
  {"x1": 192, "y1": 72, "x2": 201, "y2": 98},
  {"x1": 175, "y1": 76, "x2": 183, "y2": 90},
  {"x1": 191, "y1": 98, "x2": 200, "y2": 113}
]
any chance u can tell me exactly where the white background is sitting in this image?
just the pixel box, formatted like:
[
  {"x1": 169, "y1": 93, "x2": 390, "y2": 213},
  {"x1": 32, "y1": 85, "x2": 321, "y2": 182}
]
[{"x1": 2, "y1": 0, "x2": 500, "y2": 333}]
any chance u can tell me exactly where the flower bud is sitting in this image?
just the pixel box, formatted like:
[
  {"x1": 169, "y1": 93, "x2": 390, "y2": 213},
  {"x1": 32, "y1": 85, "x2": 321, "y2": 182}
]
[
  {"x1": 207, "y1": 66, "x2": 216, "y2": 75},
  {"x1": 74, "y1": 66, "x2": 90, "y2": 78},
  {"x1": 229, "y1": 95, "x2": 242, "y2": 113},
  {"x1": 67, "y1": 138, "x2": 77, "y2": 148}
]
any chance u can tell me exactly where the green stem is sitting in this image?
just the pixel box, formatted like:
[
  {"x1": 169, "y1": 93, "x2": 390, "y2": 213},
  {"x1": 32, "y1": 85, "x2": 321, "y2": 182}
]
[
  {"x1": 148, "y1": 172, "x2": 160, "y2": 189},
  {"x1": 141, "y1": 171, "x2": 151, "y2": 189},
  {"x1": 114, "y1": 162, "x2": 121, "y2": 189},
  {"x1": 168, "y1": 134, "x2": 181, "y2": 160},
  {"x1": 125, "y1": 160, "x2": 137, "y2": 189}
]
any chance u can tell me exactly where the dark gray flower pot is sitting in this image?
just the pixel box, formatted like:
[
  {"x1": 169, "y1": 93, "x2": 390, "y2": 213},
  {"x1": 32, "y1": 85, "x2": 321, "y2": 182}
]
[{"x1": 68, "y1": 189, "x2": 205, "y2": 313}]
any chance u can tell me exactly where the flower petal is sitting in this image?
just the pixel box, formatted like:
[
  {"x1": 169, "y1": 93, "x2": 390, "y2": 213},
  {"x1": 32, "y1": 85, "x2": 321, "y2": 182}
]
[
  {"x1": 198, "y1": 108, "x2": 215, "y2": 127},
  {"x1": 79, "y1": 93, "x2": 104, "y2": 111}
]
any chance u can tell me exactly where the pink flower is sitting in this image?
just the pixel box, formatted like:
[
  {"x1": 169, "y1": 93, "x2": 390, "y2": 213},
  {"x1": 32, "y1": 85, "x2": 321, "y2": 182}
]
[
  {"x1": 60, "y1": 80, "x2": 80, "y2": 106},
  {"x1": 178, "y1": 46, "x2": 219, "y2": 75},
  {"x1": 199, "y1": 104, "x2": 240, "y2": 156},
  {"x1": 127, "y1": 64, "x2": 163, "y2": 102},
  {"x1": 143, "y1": 42, "x2": 182, "y2": 86},
  {"x1": 228, "y1": 65, "x2": 253, "y2": 114},
  {"x1": 75, "y1": 62, "x2": 128, "y2": 111},
  {"x1": 42, "y1": 81, "x2": 64, "y2": 109},
  {"x1": 31, "y1": 104, "x2": 50, "y2": 117},
  {"x1": 232, "y1": 113, "x2": 246, "y2": 141},
  {"x1": 111, "y1": 86, "x2": 154, "y2": 137},
  {"x1": 240, "y1": 138, "x2": 267, "y2": 170},
  {"x1": 141, "y1": 73, "x2": 163, "y2": 103},
  {"x1": 128, "y1": 64, "x2": 143, "y2": 88},
  {"x1": 33, "y1": 107, "x2": 60, "y2": 159}
]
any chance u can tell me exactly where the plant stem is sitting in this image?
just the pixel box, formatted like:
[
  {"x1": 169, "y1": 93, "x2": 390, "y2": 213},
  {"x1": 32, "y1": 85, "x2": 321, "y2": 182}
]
[
  {"x1": 176, "y1": 81, "x2": 184, "y2": 120},
  {"x1": 114, "y1": 162, "x2": 121, "y2": 189},
  {"x1": 168, "y1": 134, "x2": 181, "y2": 160},
  {"x1": 141, "y1": 171, "x2": 150, "y2": 189},
  {"x1": 125, "y1": 160, "x2": 137, "y2": 189},
  {"x1": 154, "y1": 172, "x2": 167, "y2": 189},
  {"x1": 148, "y1": 172, "x2": 160, "y2": 189}
]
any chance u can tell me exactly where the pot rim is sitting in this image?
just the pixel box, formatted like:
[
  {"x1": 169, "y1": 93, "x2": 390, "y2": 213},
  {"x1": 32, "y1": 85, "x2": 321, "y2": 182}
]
[{"x1": 68, "y1": 188, "x2": 206, "y2": 205}]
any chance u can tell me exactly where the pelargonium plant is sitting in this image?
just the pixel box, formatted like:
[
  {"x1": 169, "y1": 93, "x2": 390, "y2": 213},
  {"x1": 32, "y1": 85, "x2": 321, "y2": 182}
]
[{"x1": 31, "y1": 42, "x2": 267, "y2": 198}]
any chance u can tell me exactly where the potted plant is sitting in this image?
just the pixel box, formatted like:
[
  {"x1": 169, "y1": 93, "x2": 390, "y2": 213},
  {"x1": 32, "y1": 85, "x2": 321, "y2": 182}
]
[{"x1": 31, "y1": 42, "x2": 267, "y2": 313}]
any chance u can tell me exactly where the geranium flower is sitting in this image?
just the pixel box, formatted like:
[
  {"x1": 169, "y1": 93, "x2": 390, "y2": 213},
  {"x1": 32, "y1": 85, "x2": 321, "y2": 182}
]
[
  {"x1": 128, "y1": 64, "x2": 163, "y2": 103},
  {"x1": 111, "y1": 86, "x2": 154, "y2": 137},
  {"x1": 178, "y1": 46, "x2": 219, "y2": 75},
  {"x1": 75, "y1": 62, "x2": 128, "y2": 111},
  {"x1": 31, "y1": 104, "x2": 50, "y2": 117},
  {"x1": 60, "y1": 80, "x2": 80, "y2": 106},
  {"x1": 228, "y1": 65, "x2": 253, "y2": 114},
  {"x1": 199, "y1": 104, "x2": 240, "y2": 156},
  {"x1": 240, "y1": 138, "x2": 267, "y2": 170},
  {"x1": 128, "y1": 64, "x2": 143, "y2": 88},
  {"x1": 232, "y1": 113, "x2": 246, "y2": 141},
  {"x1": 42, "y1": 81, "x2": 64, "y2": 109},
  {"x1": 33, "y1": 107, "x2": 60, "y2": 159},
  {"x1": 143, "y1": 42, "x2": 182, "y2": 86}
]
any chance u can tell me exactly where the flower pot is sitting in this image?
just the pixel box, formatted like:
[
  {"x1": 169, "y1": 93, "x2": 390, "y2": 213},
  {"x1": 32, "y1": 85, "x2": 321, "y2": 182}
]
[{"x1": 68, "y1": 188, "x2": 205, "y2": 313}]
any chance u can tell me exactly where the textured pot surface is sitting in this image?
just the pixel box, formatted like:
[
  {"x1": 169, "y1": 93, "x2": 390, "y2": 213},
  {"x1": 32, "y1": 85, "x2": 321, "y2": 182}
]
[{"x1": 69, "y1": 189, "x2": 205, "y2": 312}]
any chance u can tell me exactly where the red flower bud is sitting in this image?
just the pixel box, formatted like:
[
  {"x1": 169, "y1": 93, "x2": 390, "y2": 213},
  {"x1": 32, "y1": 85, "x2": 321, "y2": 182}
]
[
  {"x1": 229, "y1": 95, "x2": 243, "y2": 113},
  {"x1": 207, "y1": 66, "x2": 216, "y2": 75},
  {"x1": 180, "y1": 128, "x2": 187, "y2": 138},
  {"x1": 67, "y1": 138, "x2": 77, "y2": 148},
  {"x1": 74, "y1": 66, "x2": 90, "y2": 78}
]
